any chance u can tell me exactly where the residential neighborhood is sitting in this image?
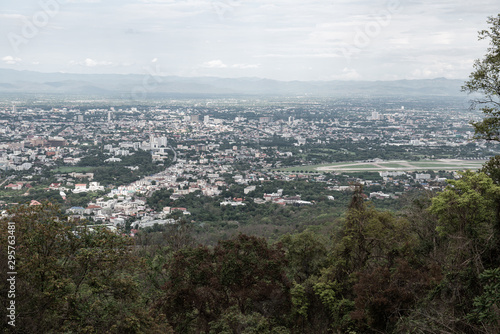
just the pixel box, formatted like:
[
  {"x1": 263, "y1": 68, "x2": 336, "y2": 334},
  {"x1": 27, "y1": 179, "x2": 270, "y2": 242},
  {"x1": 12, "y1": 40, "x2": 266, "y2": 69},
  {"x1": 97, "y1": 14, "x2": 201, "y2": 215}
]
[{"x1": 0, "y1": 98, "x2": 497, "y2": 229}]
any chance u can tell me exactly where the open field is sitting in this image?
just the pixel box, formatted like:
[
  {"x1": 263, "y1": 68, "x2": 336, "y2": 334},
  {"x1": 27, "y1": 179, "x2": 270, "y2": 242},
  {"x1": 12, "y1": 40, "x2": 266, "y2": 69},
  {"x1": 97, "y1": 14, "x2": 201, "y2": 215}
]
[
  {"x1": 316, "y1": 159, "x2": 486, "y2": 172},
  {"x1": 280, "y1": 159, "x2": 487, "y2": 173}
]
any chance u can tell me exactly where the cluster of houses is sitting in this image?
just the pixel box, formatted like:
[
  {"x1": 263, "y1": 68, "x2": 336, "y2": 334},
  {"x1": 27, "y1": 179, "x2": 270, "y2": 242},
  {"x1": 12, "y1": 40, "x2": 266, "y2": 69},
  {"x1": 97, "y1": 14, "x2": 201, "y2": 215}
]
[
  {"x1": 1, "y1": 104, "x2": 496, "y2": 234},
  {"x1": 260, "y1": 190, "x2": 313, "y2": 206}
]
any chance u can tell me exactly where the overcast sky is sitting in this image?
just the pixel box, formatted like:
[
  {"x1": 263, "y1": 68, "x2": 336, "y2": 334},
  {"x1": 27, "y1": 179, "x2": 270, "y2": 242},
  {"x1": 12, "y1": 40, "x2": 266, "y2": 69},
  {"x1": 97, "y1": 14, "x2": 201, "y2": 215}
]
[{"x1": 0, "y1": 0, "x2": 497, "y2": 81}]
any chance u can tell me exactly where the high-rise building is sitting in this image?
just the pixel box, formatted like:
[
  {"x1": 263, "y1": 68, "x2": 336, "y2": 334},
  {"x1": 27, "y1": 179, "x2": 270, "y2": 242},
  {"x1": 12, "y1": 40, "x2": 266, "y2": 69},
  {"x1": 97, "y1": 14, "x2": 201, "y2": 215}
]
[
  {"x1": 150, "y1": 134, "x2": 157, "y2": 149},
  {"x1": 159, "y1": 136, "x2": 168, "y2": 147},
  {"x1": 150, "y1": 135, "x2": 168, "y2": 149}
]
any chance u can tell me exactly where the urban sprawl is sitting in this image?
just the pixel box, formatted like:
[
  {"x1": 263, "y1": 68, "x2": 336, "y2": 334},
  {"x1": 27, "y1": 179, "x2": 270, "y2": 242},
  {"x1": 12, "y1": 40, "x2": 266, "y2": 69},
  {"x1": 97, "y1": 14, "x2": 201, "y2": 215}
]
[{"x1": 0, "y1": 98, "x2": 498, "y2": 233}]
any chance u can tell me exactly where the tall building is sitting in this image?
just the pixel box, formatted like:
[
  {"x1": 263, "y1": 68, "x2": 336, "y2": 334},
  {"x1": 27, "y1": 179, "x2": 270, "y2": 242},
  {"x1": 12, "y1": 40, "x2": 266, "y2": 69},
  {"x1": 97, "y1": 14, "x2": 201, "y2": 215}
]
[
  {"x1": 107, "y1": 110, "x2": 112, "y2": 122},
  {"x1": 150, "y1": 135, "x2": 168, "y2": 149},
  {"x1": 159, "y1": 136, "x2": 168, "y2": 147},
  {"x1": 150, "y1": 134, "x2": 157, "y2": 149}
]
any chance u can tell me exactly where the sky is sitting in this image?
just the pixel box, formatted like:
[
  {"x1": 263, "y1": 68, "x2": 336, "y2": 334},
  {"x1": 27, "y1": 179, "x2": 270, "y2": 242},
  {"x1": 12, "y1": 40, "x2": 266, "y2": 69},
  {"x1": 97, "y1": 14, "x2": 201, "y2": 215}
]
[{"x1": 0, "y1": 0, "x2": 498, "y2": 81}]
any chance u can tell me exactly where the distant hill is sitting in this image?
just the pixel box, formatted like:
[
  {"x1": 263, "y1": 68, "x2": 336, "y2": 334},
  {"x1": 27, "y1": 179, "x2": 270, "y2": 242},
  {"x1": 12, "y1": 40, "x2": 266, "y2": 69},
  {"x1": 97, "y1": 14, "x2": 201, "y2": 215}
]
[{"x1": 0, "y1": 68, "x2": 466, "y2": 98}]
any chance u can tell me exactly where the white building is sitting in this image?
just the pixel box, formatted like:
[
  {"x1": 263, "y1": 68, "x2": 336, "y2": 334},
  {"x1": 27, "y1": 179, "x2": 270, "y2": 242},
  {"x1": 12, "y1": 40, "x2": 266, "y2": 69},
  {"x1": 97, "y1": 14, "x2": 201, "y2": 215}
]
[
  {"x1": 244, "y1": 185, "x2": 256, "y2": 194},
  {"x1": 415, "y1": 173, "x2": 431, "y2": 181}
]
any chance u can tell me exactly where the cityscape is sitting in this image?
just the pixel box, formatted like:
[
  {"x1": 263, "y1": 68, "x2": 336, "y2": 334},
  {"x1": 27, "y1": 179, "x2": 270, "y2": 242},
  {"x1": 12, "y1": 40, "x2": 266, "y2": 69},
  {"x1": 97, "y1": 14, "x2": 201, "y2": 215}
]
[
  {"x1": 0, "y1": 96, "x2": 497, "y2": 236},
  {"x1": 1, "y1": 1, "x2": 500, "y2": 333}
]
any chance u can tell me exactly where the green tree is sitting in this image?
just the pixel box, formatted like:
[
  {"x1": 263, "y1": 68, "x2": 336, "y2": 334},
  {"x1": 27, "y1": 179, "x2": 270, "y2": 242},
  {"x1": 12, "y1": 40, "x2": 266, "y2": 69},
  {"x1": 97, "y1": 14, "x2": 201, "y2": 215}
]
[
  {"x1": 429, "y1": 171, "x2": 500, "y2": 274},
  {"x1": 280, "y1": 231, "x2": 331, "y2": 333},
  {"x1": 467, "y1": 267, "x2": 500, "y2": 331},
  {"x1": 426, "y1": 171, "x2": 500, "y2": 333},
  {"x1": 311, "y1": 185, "x2": 416, "y2": 333},
  {"x1": 280, "y1": 230, "x2": 328, "y2": 284},
  {"x1": 462, "y1": 14, "x2": 500, "y2": 141},
  {"x1": 335, "y1": 185, "x2": 414, "y2": 276},
  {"x1": 156, "y1": 234, "x2": 291, "y2": 333},
  {"x1": 0, "y1": 203, "x2": 170, "y2": 333},
  {"x1": 350, "y1": 259, "x2": 442, "y2": 333},
  {"x1": 481, "y1": 155, "x2": 500, "y2": 184}
]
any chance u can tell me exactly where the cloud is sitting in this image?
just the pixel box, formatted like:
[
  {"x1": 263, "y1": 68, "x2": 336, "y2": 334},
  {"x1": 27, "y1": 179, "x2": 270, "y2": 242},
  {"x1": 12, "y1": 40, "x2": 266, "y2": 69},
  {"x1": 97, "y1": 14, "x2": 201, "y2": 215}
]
[
  {"x1": 0, "y1": 14, "x2": 25, "y2": 19},
  {"x1": 0, "y1": 0, "x2": 496, "y2": 81},
  {"x1": 200, "y1": 60, "x2": 260, "y2": 69},
  {"x1": 2, "y1": 56, "x2": 22, "y2": 65},
  {"x1": 119, "y1": 2, "x2": 208, "y2": 21},
  {"x1": 70, "y1": 58, "x2": 115, "y2": 67},
  {"x1": 230, "y1": 63, "x2": 260, "y2": 69},
  {"x1": 202, "y1": 60, "x2": 227, "y2": 68},
  {"x1": 256, "y1": 53, "x2": 342, "y2": 59},
  {"x1": 139, "y1": 0, "x2": 176, "y2": 3},
  {"x1": 410, "y1": 62, "x2": 458, "y2": 79},
  {"x1": 125, "y1": 28, "x2": 141, "y2": 34},
  {"x1": 332, "y1": 67, "x2": 362, "y2": 80},
  {"x1": 430, "y1": 32, "x2": 455, "y2": 45},
  {"x1": 66, "y1": 0, "x2": 101, "y2": 3}
]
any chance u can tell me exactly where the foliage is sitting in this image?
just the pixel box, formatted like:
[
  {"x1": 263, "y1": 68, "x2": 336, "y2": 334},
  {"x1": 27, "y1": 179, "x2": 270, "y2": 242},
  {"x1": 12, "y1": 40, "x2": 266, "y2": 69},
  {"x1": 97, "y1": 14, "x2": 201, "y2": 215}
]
[
  {"x1": 208, "y1": 306, "x2": 291, "y2": 334},
  {"x1": 462, "y1": 14, "x2": 500, "y2": 141},
  {"x1": 146, "y1": 188, "x2": 174, "y2": 211},
  {"x1": 351, "y1": 259, "x2": 442, "y2": 333},
  {"x1": 155, "y1": 234, "x2": 291, "y2": 333},
  {"x1": 280, "y1": 230, "x2": 328, "y2": 283},
  {"x1": 335, "y1": 187, "x2": 414, "y2": 277},
  {"x1": 75, "y1": 150, "x2": 166, "y2": 186},
  {"x1": 429, "y1": 171, "x2": 500, "y2": 274},
  {"x1": 481, "y1": 155, "x2": 500, "y2": 184},
  {"x1": 467, "y1": 267, "x2": 500, "y2": 328},
  {"x1": 0, "y1": 204, "x2": 170, "y2": 333}
]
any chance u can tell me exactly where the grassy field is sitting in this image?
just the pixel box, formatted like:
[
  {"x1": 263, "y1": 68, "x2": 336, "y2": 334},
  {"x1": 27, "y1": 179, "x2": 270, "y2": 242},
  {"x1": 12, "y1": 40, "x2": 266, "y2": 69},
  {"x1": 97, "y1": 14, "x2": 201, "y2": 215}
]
[
  {"x1": 376, "y1": 163, "x2": 407, "y2": 168},
  {"x1": 278, "y1": 159, "x2": 487, "y2": 173}
]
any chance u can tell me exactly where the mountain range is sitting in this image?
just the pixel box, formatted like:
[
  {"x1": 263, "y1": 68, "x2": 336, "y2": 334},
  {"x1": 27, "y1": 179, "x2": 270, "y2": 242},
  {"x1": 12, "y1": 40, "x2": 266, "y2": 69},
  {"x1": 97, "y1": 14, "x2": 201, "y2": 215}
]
[{"x1": 0, "y1": 68, "x2": 467, "y2": 98}]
